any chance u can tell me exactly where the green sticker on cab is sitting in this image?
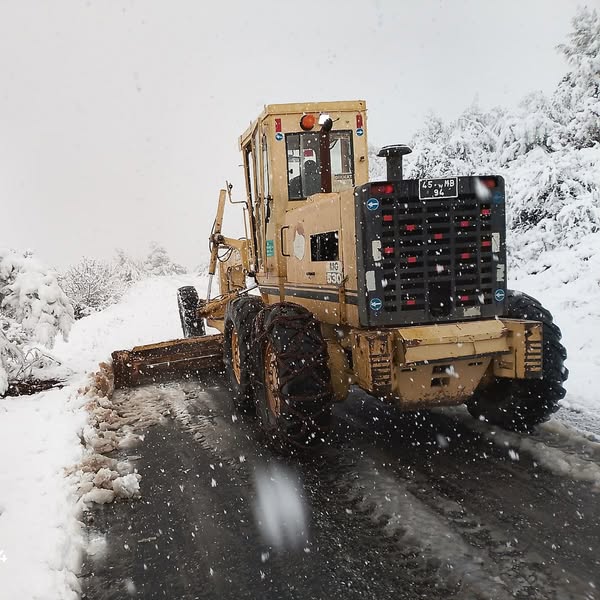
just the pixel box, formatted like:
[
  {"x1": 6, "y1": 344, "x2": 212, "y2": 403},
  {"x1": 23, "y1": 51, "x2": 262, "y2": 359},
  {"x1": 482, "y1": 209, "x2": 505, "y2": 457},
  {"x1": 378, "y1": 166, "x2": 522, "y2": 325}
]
[{"x1": 266, "y1": 240, "x2": 274, "y2": 257}]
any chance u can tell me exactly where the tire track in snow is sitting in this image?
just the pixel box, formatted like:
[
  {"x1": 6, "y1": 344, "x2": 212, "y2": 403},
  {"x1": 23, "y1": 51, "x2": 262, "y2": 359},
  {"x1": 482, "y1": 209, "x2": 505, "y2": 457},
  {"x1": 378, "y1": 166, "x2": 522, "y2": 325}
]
[
  {"x1": 105, "y1": 380, "x2": 600, "y2": 599},
  {"x1": 332, "y1": 394, "x2": 600, "y2": 599}
]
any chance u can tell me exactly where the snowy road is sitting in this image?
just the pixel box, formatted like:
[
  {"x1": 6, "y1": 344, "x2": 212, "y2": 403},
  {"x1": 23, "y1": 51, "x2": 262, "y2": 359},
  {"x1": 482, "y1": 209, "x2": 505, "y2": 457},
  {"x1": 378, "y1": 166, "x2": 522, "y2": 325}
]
[{"x1": 81, "y1": 374, "x2": 600, "y2": 600}]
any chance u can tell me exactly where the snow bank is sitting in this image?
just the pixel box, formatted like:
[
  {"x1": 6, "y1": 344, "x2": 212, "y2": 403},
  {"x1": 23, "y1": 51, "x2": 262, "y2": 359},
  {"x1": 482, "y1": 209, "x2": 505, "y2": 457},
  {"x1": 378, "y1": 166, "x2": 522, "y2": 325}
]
[
  {"x1": 53, "y1": 274, "x2": 209, "y2": 376},
  {"x1": 509, "y1": 228, "x2": 600, "y2": 422},
  {"x1": 0, "y1": 387, "x2": 86, "y2": 599},
  {"x1": 0, "y1": 274, "x2": 207, "y2": 599}
]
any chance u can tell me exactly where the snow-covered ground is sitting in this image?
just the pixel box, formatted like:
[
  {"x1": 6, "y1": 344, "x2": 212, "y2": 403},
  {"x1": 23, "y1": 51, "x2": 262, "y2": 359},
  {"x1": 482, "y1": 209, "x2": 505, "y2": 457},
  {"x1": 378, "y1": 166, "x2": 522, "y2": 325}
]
[
  {"x1": 0, "y1": 274, "x2": 208, "y2": 600},
  {"x1": 510, "y1": 229, "x2": 600, "y2": 435}
]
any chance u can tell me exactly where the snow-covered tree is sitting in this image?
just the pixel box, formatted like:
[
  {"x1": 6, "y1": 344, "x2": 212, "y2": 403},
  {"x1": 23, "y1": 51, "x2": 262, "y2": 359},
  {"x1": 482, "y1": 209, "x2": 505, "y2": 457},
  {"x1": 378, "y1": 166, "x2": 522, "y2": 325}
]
[
  {"x1": 496, "y1": 92, "x2": 559, "y2": 163},
  {"x1": 0, "y1": 248, "x2": 74, "y2": 394},
  {"x1": 60, "y1": 257, "x2": 125, "y2": 318},
  {"x1": 113, "y1": 248, "x2": 145, "y2": 283},
  {"x1": 395, "y1": 7, "x2": 600, "y2": 286},
  {"x1": 143, "y1": 241, "x2": 186, "y2": 276},
  {"x1": 404, "y1": 105, "x2": 503, "y2": 179},
  {"x1": 553, "y1": 7, "x2": 600, "y2": 149}
]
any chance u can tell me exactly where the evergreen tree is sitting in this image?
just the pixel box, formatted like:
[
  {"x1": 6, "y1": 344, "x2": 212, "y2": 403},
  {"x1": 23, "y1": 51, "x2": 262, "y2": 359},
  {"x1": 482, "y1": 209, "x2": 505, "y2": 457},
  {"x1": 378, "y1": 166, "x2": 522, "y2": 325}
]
[
  {"x1": 0, "y1": 248, "x2": 74, "y2": 393},
  {"x1": 143, "y1": 241, "x2": 187, "y2": 276}
]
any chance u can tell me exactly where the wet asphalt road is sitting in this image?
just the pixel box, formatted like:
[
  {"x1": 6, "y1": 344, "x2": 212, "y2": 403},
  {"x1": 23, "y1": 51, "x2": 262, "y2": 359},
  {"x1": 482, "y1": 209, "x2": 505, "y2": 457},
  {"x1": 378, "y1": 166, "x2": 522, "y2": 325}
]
[{"x1": 81, "y1": 374, "x2": 600, "y2": 600}]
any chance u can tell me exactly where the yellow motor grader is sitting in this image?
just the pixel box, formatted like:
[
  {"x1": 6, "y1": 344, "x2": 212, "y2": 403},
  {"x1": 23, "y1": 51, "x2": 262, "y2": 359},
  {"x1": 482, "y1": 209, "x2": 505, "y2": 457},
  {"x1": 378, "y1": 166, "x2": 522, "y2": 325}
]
[{"x1": 113, "y1": 100, "x2": 567, "y2": 450}]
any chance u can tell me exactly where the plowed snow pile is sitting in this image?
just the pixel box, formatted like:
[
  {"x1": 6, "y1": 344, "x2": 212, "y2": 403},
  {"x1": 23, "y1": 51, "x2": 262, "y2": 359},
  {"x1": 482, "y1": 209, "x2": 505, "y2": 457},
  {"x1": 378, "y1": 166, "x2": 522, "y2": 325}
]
[{"x1": 0, "y1": 274, "x2": 207, "y2": 600}]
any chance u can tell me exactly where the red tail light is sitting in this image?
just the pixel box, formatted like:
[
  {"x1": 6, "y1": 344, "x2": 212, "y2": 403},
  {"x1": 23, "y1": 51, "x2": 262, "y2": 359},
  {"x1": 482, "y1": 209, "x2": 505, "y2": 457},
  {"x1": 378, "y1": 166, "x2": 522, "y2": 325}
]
[{"x1": 371, "y1": 183, "x2": 394, "y2": 195}]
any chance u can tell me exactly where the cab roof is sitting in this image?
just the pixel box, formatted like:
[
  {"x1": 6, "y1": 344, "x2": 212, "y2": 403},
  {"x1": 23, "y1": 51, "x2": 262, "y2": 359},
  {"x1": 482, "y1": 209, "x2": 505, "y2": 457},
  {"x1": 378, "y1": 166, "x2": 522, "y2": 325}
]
[{"x1": 240, "y1": 100, "x2": 366, "y2": 146}]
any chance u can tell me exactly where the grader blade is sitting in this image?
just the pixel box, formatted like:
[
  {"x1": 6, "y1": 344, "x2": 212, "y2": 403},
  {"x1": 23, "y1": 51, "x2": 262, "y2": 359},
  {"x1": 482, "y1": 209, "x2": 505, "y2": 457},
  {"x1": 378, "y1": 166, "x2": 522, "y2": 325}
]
[{"x1": 111, "y1": 334, "x2": 224, "y2": 389}]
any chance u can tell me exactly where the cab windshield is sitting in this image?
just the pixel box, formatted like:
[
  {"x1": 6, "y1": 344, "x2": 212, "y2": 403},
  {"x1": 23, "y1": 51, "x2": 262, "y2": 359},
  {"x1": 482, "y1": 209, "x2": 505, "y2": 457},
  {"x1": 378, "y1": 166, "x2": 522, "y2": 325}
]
[{"x1": 286, "y1": 130, "x2": 354, "y2": 200}]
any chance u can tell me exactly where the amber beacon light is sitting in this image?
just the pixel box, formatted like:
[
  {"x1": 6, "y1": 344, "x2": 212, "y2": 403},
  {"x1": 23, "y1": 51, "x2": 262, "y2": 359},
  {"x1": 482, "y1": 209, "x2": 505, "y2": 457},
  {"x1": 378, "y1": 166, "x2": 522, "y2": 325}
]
[{"x1": 300, "y1": 114, "x2": 316, "y2": 131}]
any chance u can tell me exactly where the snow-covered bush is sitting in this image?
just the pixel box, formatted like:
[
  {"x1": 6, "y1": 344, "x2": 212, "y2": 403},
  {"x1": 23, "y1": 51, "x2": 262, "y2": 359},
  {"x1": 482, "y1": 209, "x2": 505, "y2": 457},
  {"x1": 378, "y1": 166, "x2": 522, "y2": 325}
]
[
  {"x1": 60, "y1": 257, "x2": 126, "y2": 318},
  {"x1": 113, "y1": 248, "x2": 145, "y2": 283},
  {"x1": 0, "y1": 248, "x2": 74, "y2": 394},
  {"x1": 143, "y1": 241, "x2": 186, "y2": 276}
]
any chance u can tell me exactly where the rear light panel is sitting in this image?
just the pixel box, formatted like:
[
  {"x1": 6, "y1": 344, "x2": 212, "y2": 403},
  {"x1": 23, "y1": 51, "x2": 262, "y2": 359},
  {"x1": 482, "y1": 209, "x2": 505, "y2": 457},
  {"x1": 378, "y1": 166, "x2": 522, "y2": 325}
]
[{"x1": 355, "y1": 177, "x2": 506, "y2": 326}]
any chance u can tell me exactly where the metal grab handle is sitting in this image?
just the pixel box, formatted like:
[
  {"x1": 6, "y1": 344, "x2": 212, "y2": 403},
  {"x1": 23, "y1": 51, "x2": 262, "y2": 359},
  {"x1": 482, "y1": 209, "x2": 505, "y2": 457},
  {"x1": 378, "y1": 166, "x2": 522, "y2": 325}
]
[{"x1": 280, "y1": 226, "x2": 290, "y2": 257}]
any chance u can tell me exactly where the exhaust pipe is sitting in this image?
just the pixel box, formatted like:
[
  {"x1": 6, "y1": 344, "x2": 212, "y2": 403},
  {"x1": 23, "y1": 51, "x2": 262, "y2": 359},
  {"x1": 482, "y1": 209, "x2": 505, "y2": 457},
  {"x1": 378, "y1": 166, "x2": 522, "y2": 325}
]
[{"x1": 377, "y1": 145, "x2": 412, "y2": 181}]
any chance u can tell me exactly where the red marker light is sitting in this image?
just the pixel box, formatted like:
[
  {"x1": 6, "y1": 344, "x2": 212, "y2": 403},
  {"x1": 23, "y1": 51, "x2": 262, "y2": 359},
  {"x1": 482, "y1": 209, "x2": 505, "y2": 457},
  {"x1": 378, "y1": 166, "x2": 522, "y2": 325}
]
[
  {"x1": 407, "y1": 256, "x2": 417, "y2": 264},
  {"x1": 481, "y1": 208, "x2": 491, "y2": 216},
  {"x1": 383, "y1": 215, "x2": 393, "y2": 222},
  {"x1": 434, "y1": 233, "x2": 443, "y2": 240},
  {"x1": 405, "y1": 224, "x2": 416, "y2": 232},
  {"x1": 460, "y1": 220, "x2": 470, "y2": 228},
  {"x1": 482, "y1": 240, "x2": 492, "y2": 247},
  {"x1": 459, "y1": 295, "x2": 469, "y2": 301},
  {"x1": 406, "y1": 299, "x2": 416, "y2": 306},
  {"x1": 371, "y1": 183, "x2": 394, "y2": 195},
  {"x1": 481, "y1": 177, "x2": 497, "y2": 189},
  {"x1": 383, "y1": 246, "x2": 394, "y2": 255},
  {"x1": 460, "y1": 252, "x2": 471, "y2": 259}
]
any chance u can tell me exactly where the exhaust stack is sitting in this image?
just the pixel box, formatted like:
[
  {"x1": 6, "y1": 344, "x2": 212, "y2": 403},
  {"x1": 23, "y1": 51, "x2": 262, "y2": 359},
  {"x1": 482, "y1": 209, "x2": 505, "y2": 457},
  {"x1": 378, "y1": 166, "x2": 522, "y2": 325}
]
[{"x1": 377, "y1": 145, "x2": 412, "y2": 181}]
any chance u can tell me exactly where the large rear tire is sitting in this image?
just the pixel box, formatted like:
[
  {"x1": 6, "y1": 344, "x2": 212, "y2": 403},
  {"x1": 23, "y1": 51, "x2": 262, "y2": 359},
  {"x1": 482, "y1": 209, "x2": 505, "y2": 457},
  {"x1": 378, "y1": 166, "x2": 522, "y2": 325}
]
[
  {"x1": 467, "y1": 290, "x2": 568, "y2": 431},
  {"x1": 177, "y1": 286, "x2": 205, "y2": 338},
  {"x1": 223, "y1": 296, "x2": 264, "y2": 413},
  {"x1": 253, "y1": 302, "x2": 333, "y2": 452}
]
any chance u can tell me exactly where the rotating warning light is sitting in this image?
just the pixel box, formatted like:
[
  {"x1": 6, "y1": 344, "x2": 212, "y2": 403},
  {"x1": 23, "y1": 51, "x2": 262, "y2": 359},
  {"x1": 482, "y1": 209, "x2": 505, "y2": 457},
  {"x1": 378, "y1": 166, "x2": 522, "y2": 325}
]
[{"x1": 300, "y1": 114, "x2": 316, "y2": 131}]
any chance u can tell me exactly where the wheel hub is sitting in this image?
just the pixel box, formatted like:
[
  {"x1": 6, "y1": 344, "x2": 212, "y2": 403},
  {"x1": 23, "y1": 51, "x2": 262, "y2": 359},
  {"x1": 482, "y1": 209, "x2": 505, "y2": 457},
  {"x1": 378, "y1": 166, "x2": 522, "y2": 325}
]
[
  {"x1": 231, "y1": 329, "x2": 242, "y2": 384},
  {"x1": 264, "y1": 341, "x2": 281, "y2": 417}
]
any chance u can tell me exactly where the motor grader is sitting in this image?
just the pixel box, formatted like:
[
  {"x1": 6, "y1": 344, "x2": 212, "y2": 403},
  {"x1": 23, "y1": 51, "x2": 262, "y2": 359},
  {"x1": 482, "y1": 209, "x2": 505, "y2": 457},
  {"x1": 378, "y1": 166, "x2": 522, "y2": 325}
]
[{"x1": 113, "y1": 100, "x2": 568, "y2": 450}]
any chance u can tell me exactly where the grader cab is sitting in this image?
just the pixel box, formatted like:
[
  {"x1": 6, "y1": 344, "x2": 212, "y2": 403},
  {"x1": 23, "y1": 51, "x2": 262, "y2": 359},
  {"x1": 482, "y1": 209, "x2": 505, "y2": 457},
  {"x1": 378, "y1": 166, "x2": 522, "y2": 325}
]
[{"x1": 113, "y1": 100, "x2": 567, "y2": 450}]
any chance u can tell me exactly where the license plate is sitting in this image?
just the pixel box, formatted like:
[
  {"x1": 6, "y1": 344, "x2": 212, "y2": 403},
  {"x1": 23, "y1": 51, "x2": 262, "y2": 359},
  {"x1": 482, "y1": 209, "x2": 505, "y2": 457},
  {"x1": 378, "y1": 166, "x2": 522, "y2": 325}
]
[{"x1": 418, "y1": 177, "x2": 458, "y2": 199}]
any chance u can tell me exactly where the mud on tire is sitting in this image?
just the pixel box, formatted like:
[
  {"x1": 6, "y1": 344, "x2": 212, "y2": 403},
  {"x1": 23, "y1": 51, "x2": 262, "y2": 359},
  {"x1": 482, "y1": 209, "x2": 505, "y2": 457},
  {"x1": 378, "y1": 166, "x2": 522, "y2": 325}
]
[
  {"x1": 223, "y1": 295, "x2": 264, "y2": 413},
  {"x1": 177, "y1": 286, "x2": 206, "y2": 338},
  {"x1": 467, "y1": 290, "x2": 568, "y2": 431},
  {"x1": 253, "y1": 302, "x2": 333, "y2": 452}
]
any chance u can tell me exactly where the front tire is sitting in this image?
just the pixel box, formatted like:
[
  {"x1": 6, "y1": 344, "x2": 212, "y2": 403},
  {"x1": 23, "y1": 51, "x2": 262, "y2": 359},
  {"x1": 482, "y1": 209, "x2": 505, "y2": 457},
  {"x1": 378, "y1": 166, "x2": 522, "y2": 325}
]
[
  {"x1": 177, "y1": 286, "x2": 205, "y2": 338},
  {"x1": 467, "y1": 290, "x2": 568, "y2": 431},
  {"x1": 253, "y1": 302, "x2": 333, "y2": 452}
]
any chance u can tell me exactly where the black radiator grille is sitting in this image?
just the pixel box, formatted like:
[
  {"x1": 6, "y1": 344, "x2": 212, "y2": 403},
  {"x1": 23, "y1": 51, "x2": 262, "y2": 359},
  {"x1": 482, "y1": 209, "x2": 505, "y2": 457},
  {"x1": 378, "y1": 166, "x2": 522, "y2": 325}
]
[{"x1": 355, "y1": 177, "x2": 506, "y2": 327}]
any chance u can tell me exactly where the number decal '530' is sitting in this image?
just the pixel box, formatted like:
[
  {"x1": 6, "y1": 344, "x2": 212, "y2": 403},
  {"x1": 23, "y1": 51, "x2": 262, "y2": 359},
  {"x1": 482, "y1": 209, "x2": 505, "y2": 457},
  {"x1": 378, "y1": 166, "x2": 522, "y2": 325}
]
[{"x1": 326, "y1": 261, "x2": 343, "y2": 285}]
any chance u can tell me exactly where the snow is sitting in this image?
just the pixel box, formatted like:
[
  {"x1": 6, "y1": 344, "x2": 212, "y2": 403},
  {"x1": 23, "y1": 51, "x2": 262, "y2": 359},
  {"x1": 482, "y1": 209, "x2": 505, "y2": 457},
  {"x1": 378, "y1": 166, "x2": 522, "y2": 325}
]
[
  {"x1": 0, "y1": 273, "x2": 208, "y2": 600},
  {"x1": 509, "y1": 229, "x2": 600, "y2": 427},
  {"x1": 0, "y1": 388, "x2": 86, "y2": 599},
  {"x1": 253, "y1": 464, "x2": 308, "y2": 550},
  {"x1": 53, "y1": 274, "x2": 209, "y2": 375},
  {"x1": 0, "y1": 10, "x2": 598, "y2": 596}
]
